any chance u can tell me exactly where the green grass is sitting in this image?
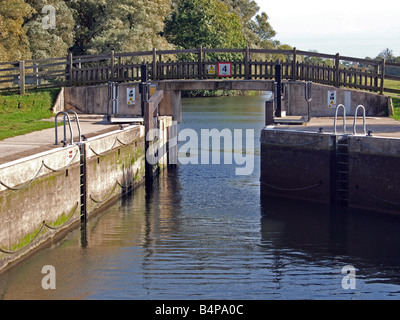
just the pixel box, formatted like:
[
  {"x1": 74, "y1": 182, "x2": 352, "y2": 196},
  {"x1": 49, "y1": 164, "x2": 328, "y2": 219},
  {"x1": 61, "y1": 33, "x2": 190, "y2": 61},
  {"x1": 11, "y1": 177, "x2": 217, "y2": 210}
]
[
  {"x1": 384, "y1": 79, "x2": 400, "y2": 98},
  {"x1": 391, "y1": 97, "x2": 400, "y2": 121},
  {"x1": 0, "y1": 88, "x2": 60, "y2": 140}
]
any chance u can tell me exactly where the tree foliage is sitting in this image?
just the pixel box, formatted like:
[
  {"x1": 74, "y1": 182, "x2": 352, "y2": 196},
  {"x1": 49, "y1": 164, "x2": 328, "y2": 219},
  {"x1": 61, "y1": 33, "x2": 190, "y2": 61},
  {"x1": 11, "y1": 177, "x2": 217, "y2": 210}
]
[
  {"x1": 0, "y1": 0, "x2": 33, "y2": 62},
  {"x1": 164, "y1": 0, "x2": 246, "y2": 50},
  {"x1": 0, "y1": 0, "x2": 284, "y2": 63},
  {"x1": 24, "y1": 0, "x2": 75, "y2": 59}
]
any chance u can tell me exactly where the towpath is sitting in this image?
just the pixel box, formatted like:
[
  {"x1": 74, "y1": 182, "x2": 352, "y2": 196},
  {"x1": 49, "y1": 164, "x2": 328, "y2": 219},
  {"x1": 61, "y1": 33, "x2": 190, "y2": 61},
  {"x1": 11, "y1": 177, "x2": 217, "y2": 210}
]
[{"x1": 0, "y1": 115, "x2": 128, "y2": 165}]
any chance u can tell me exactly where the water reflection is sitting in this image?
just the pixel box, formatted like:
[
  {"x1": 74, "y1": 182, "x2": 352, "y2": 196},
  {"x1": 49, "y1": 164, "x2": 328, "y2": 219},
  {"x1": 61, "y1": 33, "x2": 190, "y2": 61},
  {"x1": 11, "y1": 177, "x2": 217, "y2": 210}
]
[{"x1": 260, "y1": 195, "x2": 400, "y2": 296}]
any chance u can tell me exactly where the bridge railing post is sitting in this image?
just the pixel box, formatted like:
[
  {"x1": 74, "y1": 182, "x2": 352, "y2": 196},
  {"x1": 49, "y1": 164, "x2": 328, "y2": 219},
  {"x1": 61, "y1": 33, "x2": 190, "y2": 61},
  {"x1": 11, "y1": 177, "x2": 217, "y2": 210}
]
[
  {"x1": 68, "y1": 53, "x2": 73, "y2": 86},
  {"x1": 380, "y1": 58, "x2": 385, "y2": 95},
  {"x1": 335, "y1": 53, "x2": 340, "y2": 87},
  {"x1": 198, "y1": 46, "x2": 203, "y2": 80},
  {"x1": 292, "y1": 47, "x2": 297, "y2": 81},
  {"x1": 19, "y1": 60, "x2": 25, "y2": 95},
  {"x1": 110, "y1": 50, "x2": 115, "y2": 81},
  {"x1": 152, "y1": 48, "x2": 157, "y2": 80},
  {"x1": 244, "y1": 45, "x2": 250, "y2": 79}
]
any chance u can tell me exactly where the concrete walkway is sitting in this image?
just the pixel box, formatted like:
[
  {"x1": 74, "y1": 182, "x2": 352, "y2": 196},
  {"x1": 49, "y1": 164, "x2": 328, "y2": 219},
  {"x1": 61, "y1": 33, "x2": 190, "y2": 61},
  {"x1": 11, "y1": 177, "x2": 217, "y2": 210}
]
[
  {"x1": 270, "y1": 116, "x2": 400, "y2": 138},
  {"x1": 0, "y1": 115, "x2": 133, "y2": 165}
]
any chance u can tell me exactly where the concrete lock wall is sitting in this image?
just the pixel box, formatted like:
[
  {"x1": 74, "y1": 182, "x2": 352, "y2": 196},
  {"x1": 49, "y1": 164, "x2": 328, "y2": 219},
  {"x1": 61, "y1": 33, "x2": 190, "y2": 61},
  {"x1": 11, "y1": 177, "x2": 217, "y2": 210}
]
[
  {"x1": 260, "y1": 129, "x2": 333, "y2": 204},
  {"x1": 0, "y1": 145, "x2": 81, "y2": 271},
  {"x1": 286, "y1": 82, "x2": 390, "y2": 117},
  {"x1": 0, "y1": 118, "x2": 173, "y2": 272},
  {"x1": 260, "y1": 127, "x2": 400, "y2": 215},
  {"x1": 84, "y1": 125, "x2": 145, "y2": 215},
  {"x1": 348, "y1": 135, "x2": 400, "y2": 214}
]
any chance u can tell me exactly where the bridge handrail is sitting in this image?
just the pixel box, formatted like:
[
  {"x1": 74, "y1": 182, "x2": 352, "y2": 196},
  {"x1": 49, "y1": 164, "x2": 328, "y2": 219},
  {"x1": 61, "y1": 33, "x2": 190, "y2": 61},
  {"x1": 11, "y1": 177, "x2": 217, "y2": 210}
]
[{"x1": 1, "y1": 46, "x2": 397, "y2": 95}]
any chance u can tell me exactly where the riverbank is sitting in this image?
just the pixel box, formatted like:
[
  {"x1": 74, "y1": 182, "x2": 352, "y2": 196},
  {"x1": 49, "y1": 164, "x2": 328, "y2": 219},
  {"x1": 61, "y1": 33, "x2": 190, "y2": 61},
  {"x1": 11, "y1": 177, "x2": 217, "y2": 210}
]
[
  {"x1": 392, "y1": 97, "x2": 400, "y2": 120},
  {"x1": 0, "y1": 89, "x2": 61, "y2": 140}
]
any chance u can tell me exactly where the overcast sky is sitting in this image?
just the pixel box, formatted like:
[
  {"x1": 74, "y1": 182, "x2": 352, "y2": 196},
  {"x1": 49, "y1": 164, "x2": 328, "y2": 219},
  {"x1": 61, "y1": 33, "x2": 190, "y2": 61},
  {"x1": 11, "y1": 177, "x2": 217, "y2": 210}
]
[{"x1": 258, "y1": 0, "x2": 400, "y2": 59}]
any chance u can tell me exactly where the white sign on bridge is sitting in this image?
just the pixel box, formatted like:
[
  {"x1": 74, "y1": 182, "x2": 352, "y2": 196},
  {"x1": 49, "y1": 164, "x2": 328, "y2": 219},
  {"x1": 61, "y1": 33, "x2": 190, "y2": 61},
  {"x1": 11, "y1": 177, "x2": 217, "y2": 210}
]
[
  {"x1": 328, "y1": 90, "x2": 336, "y2": 108},
  {"x1": 127, "y1": 88, "x2": 135, "y2": 105},
  {"x1": 218, "y1": 62, "x2": 232, "y2": 77}
]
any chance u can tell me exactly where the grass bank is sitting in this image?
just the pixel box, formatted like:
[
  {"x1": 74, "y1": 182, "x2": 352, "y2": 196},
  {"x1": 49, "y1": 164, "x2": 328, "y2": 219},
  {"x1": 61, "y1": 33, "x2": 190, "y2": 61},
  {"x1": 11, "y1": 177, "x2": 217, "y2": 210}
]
[
  {"x1": 384, "y1": 79, "x2": 400, "y2": 98},
  {"x1": 0, "y1": 89, "x2": 59, "y2": 140},
  {"x1": 391, "y1": 97, "x2": 400, "y2": 121}
]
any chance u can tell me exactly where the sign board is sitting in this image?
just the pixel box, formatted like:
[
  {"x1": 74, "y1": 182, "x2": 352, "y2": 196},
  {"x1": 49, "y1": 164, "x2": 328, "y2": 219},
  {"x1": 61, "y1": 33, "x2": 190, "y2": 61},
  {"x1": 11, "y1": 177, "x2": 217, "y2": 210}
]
[
  {"x1": 207, "y1": 64, "x2": 216, "y2": 75},
  {"x1": 127, "y1": 88, "x2": 135, "y2": 105},
  {"x1": 150, "y1": 84, "x2": 157, "y2": 96},
  {"x1": 328, "y1": 90, "x2": 336, "y2": 108},
  {"x1": 218, "y1": 62, "x2": 232, "y2": 77}
]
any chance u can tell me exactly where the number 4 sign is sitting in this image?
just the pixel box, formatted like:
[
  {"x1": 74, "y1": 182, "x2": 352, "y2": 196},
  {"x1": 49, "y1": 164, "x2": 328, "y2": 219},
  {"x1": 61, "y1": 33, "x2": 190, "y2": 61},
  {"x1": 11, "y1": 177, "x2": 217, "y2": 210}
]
[{"x1": 218, "y1": 62, "x2": 232, "y2": 77}]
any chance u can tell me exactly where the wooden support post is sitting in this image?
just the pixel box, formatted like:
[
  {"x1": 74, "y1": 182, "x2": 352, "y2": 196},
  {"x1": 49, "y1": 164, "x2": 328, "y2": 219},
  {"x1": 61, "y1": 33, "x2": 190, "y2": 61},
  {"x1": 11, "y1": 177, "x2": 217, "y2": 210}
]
[
  {"x1": 68, "y1": 53, "x2": 73, "y2": 86},
  {"x1": 19, "y1": 61, "x2": 25, "y2": 95},
  {"x1": 110, "y1": 50, "x2": 115, "y2": 81},
  {"x1": 335, "y1": 53, "x2": 340, "y2": 87},
  {"x1": 144, "y1": 98, "x2": 153, "y2": 184},
  {"x1": 292, "y1": 47, "x2": 297, "y2": 81},
  {"x1": 380, "y1": 58, "x2": 385, "y2": 95},
  {"x1": 244, "y1": 45, "x2": 250, "y2": 79},
  {"x1": 198, "y1": 46, "x2": 203, "y2": 80},
  {"x1": 33, "y1": 64, "x2": 38, "y2": 87},
  {"x1": 152, "y1": 48, "x2": 157, "y2": 80}
]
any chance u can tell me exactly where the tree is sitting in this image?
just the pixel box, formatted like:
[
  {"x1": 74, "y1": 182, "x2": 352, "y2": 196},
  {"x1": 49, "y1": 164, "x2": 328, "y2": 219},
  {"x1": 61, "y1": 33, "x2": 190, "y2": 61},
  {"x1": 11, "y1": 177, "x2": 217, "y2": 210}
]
[
  {"x1": 248, "y1": 12, "x2": 276, "y2": 46},
  {"x1": 0, "y1": 0, "x2": 33, "y2": 62},
  {"x1": 376, "y1": 48, "x2": 400, "y2": 76},
  {"x1": 68, "y1": 0, "x2": 174, "y2": 56},
  {"x1": 23, "y1": 0, "x2": 75, "y2": 59},
  {"x1": 377, "y1": 48, "x2": 397, "y2": 63},
  {"x1": 164, "y1": 0, "x2": 246, "y2": 52}
]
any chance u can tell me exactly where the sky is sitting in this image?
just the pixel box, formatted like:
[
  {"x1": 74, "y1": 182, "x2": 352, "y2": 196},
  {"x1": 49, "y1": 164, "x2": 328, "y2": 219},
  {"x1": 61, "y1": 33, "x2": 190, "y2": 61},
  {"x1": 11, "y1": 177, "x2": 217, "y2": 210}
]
[{"x1": 258, "y1": 0, "x2": 400, "y2": 59}]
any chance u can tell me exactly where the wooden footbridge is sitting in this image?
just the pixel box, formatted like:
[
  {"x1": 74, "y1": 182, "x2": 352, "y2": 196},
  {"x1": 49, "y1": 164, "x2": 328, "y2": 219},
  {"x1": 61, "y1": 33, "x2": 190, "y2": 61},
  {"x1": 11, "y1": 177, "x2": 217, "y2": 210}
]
[{"x1": 1, "y1": 47, "x2": 400, "y2": 95}]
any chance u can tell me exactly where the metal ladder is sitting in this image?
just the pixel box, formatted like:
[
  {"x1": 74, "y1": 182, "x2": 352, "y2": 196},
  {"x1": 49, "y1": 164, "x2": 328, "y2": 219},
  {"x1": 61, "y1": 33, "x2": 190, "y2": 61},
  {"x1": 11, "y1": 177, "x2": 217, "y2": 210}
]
[
  {"x1": 333, "y1": 104, "x2": 367, "y2": 206},
  {"x1": 335, "y1": 135, "x2": 350, "y2": 206},
  {"x1": 333, "y1": 104, "x2": 349, "y2": 205},
  {"x1": 353, "y1": 105, "x2": 366, "y2": 136},
  {"x1": 54, "y1": 111, "x2": 86, "y2": 221},
  {"x1": 54, "y1": 110, "x2": 82, "y2": 145},
  {"x1": 79, "y1": 143, "x2": 87, "y2": 222}
]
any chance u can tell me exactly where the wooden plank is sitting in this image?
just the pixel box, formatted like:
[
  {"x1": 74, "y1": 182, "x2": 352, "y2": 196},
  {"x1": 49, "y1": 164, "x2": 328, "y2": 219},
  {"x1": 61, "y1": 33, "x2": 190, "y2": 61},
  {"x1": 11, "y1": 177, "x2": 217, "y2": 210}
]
[
  {"x1": 297, "y1": 50, "x2": 336, "y2": 59},
  {"x1": 385, "y1": 75, "x2": 400, "y2": 81},
  {"x1": 149, "y1": 90, "x2": 164, "y2": 110},
  {"x1": 19, "y1": 61, "x2": 25, "y2": 95},
  {"x1": 384, "y1": 87, "x2": 400, "y2": 94}
]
